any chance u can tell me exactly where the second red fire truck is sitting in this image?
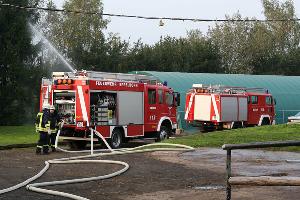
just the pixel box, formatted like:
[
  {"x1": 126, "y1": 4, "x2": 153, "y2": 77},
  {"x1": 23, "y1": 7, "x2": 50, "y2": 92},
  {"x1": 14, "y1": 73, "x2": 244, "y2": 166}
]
[
  {"x1": 40, "y1": 71, "x2": 180, "y2": 149},
  {"x1": 185, "y1": 84, "x2": 276, "y2": 131}
]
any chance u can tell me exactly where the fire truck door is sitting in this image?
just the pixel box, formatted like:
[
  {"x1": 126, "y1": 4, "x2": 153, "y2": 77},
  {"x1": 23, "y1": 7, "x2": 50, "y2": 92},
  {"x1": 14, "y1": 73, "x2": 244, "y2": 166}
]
[
  {"x1": 248, "y1": 95, "x2": 259, "y2": 124},
  {"x1": 157, "y1": 89, "x2": 168, "y2": 116},
  {"x1": 145, "y1": 87, "x2": 159, "y2": 130}
]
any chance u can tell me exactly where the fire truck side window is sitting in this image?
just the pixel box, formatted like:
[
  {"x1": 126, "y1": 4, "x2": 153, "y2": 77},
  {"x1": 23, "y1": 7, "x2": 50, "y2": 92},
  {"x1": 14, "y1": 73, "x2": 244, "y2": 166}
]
[
  {"x1": 166, "y1": 92, "x2": 173, "y2": 106},
  {"x1": 266, "y1": 96, "x2": 272, "y2": 105},
  {"x1": 251, "y1": 96, "x2": 258, "y2": 104},
  {"x1": 148, "y1": 89, "x2": 156, "y2": 104},
  {"x1": 158, "y1": 89, "x2": 163, "y2": 104}
]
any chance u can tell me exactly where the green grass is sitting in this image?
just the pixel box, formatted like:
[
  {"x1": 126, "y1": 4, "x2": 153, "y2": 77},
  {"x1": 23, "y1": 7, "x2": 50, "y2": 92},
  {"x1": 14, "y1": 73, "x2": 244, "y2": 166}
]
[
  {"x1": 2, "y1": 124, "x2": 300, "y2": 151},
  {"x1": 167, "y1": 124, "x2": 300, "y2": 151},
  {"x1": 0, "y1": 125, "x2": 38, "y2": 146}
]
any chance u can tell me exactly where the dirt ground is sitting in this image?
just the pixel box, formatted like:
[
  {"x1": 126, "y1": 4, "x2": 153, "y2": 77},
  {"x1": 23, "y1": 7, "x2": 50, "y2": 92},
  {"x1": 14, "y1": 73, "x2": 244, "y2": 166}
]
[{"x1": 0, "y1": 144, "x2": 300, "y2": 200}]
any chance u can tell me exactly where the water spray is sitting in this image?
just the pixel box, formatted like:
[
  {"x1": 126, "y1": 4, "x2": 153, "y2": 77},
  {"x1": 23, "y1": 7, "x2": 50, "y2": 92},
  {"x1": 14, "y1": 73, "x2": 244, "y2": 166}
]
[{"x1": 28, "y1": 22, "x2": 76, "y2": 72}]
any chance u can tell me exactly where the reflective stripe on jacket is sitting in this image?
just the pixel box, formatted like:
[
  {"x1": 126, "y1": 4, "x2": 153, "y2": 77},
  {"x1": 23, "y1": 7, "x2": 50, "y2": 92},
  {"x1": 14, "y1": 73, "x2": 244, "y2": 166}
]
[
  {"x1": 35, "y1": 112, "x2": 43, "y2": 132},
  {"x1": 36, "y1": 112, "x2": 46, "y2": 132},
  {"x1": 36, "y1": 111, "x2": 50, "y2": 132}
]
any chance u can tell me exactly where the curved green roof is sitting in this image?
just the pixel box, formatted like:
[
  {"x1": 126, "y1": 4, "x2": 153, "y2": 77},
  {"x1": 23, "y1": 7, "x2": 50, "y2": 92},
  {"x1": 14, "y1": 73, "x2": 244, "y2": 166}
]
[{"x1": 135, "y1": 71, "x2": 300, "y2": 127}]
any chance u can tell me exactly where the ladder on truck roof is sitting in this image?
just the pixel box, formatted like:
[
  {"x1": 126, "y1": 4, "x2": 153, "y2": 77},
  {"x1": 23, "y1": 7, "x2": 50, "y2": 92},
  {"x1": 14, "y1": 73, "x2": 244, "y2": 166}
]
[
  {"x1": 86, "y1": 71, "x2": 158, "y2": 83},
  {"x1": 53, "y1": 71, "x2": 159, "y2": 84},
  {"x1": 192, "y1": 84, "x2": 268, "y2": 94}
]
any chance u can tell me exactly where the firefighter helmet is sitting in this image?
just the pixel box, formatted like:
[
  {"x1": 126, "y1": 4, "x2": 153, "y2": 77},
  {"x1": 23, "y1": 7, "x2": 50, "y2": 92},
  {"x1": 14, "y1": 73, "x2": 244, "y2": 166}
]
[{"x1": 42, "y1": 103, "x2": 50, "y2": 110}]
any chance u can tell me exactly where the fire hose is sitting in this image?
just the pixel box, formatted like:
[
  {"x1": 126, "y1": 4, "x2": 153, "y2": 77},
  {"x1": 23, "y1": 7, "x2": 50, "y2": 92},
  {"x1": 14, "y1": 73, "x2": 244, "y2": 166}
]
[{"x1": 0, "y1": 123, "x2": 194, "y2": 200}]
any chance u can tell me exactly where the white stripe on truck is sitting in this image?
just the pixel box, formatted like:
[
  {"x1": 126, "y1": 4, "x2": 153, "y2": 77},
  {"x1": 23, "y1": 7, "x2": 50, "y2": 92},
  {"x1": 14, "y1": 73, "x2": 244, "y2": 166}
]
[
  {"x1": 185, "y1": 93, "x2": 195, "y2": 120},
  {"x1": 212, "y1": 94, "x2": 220, "y2": 122},
  {"x1": 77, "y1": 86, "x2": 89, "y2": 126}
]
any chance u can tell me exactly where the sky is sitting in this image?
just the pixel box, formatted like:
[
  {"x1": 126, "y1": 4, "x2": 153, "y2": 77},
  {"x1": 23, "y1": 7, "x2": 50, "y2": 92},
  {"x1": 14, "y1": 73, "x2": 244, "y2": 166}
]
[{"x1": 53, "y1": 0, "x2": 300, "y2": 44}]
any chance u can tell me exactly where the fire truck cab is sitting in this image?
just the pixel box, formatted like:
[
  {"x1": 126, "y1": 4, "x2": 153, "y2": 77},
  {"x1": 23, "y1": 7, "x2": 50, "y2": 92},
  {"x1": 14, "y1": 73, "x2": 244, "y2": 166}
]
[
  {"x1": 185, "y1": 84, "x2": 275, "y2": 131},
  {"x1": 40, "y1": 71, "x2": 180, "y2": 148}
]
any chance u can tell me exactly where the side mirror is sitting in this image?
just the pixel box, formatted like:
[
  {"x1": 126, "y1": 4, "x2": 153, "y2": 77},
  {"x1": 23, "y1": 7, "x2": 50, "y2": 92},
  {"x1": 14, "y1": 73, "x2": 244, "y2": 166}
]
[
  {"x1": 274, "y1": 98, "x2": 276, "y2": 105},
  {"x1": 174, "y1": 92, "x2": 180, "y2": 107}
]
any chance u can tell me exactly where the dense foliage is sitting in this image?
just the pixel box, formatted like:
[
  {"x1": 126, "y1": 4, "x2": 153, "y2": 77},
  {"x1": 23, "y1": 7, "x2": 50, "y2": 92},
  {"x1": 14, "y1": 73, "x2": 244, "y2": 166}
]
[{"x1": 0, "y1": 0, "x2": 47, "y2": 125}]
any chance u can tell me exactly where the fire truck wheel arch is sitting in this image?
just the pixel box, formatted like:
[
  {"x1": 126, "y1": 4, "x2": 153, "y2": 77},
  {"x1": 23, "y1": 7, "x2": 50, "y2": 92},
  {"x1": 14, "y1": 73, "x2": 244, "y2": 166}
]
[
  {"x1": 110, "y1": 126, "x2": 126, "y2": 138},
  {"x1": 109, "y1": 128, "x2": 123, "y2": 149},
  {"x1": 157, "y1": 117, "x2": 173, "y2": 132},
  {"x1": 258, "y1": 115, "x2": 271, "y2": 126}
]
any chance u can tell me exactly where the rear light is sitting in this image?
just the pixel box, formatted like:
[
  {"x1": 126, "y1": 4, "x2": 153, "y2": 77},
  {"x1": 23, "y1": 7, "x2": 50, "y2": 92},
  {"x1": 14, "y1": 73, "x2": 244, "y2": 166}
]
[{"x1": 196, "y1": 89, "x2": 203, "y2": 93}]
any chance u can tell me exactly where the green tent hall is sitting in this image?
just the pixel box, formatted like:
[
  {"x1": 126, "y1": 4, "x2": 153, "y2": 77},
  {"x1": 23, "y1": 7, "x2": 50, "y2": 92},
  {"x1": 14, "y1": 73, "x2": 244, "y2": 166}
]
[{"x1": 134, "y1": 71, "x2": 300, "y2": 128}]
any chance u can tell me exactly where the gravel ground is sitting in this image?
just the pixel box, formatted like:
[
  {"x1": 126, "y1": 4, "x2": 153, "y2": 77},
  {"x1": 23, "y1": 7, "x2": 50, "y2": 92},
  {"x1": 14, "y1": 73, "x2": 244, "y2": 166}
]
[{"x1": 0, "y1": 146, "x2": 299, "y2": 200}]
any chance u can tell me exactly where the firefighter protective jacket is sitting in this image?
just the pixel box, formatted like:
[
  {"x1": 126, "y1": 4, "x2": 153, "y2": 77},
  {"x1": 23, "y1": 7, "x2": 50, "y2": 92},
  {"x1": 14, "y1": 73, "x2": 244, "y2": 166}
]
[
  {"x1": 48, "y1": 111, "x2": 61, "y2": 133},
  {"x1": 35, "y1": 110, "x2": 50, "y2": 132}
]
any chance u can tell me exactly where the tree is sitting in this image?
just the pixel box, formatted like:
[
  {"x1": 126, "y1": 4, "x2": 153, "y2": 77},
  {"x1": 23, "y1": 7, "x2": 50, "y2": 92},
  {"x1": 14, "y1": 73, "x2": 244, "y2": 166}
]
[
  {"x1": 256, "y1": 0, "x2": 300, "y2": 75},
  {"x1": 208, "y1": 13, "x2": 258, "y2": 74},
  {"x1": 208, "y1": 0, "x2": 300, "y2": 75},
  {"x1": 43, "y1": 0, "x2": 108, "y2": 71},
  {"x1": 0, "y1": 0, "x2": 45, "y2": 125},
  {"x1": 263, "y1": 0, "x2": 300, "y2": 53},
  {"x1": 126, "y1": 31, "x2": 221, "y2": 73}
]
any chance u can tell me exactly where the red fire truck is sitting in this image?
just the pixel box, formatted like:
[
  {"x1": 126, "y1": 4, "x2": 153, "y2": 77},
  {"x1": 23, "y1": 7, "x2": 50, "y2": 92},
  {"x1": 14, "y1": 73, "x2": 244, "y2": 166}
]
[
  {"x1": 40, "y1": 71, "x2": 180, "y2": 148},
  {"x1": 185, "y1": 84, "x2": 275, "y2": 131}
]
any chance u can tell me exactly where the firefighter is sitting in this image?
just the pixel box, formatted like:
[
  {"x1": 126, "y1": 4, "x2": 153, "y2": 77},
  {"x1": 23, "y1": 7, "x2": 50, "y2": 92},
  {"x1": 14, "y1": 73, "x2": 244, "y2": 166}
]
[
  {"x1": 36, "y1": 103, "x2": 50, "y2": 155},
  {"x1": 48, "y1": 105, "x2": 61, "y2": 152}
]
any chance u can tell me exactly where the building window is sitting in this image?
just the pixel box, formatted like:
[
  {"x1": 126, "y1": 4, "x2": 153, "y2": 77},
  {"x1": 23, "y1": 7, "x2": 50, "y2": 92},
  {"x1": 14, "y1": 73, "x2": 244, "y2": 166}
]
[
  {"x1": 158, "y1": 89, "x2": 163, "y2": 104},
  {"x1": 148, "y1": 89, "x2": 156, "y2": 104},
  {"x1": 251, "y1": 96, "x2": 258, "y2": 104}
]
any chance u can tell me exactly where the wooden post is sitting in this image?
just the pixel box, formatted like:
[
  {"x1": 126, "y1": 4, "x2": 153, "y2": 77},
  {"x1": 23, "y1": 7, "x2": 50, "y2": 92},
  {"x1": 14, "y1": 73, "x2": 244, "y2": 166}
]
[
  {"x1": 222, "y1": 140, "x2": 300, "y2": 200},
  {"x1": 229, "y1": 176, "x2": 300, "y2": 186},
  {"x1": 226, "y1": 150, "x2": 231, "y2": 200},
  {"x1": 222, "y1": 140, "x2": 300, "y2": 150},
  {"x1": 90, "y1": 128, "x2": 94, "y2": 155}
]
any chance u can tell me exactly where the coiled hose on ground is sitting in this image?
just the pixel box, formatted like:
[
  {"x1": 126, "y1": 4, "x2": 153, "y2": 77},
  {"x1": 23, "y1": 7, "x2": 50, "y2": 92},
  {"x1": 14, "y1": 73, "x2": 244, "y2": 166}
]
[{"x1": 0, "y1": 126, "x2": 194, "y2": 200}]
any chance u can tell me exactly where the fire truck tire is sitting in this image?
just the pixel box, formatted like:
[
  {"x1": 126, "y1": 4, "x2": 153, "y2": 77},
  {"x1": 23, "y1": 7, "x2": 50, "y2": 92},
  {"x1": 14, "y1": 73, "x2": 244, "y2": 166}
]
[
  {"x1": 232, "y1": 122, "x2": 243, "y2": 129},
  {"x1": 200, "y1": 124, "x2": 214, "y2": 132},
  {"x1": 261, "y1": 118, "x2": 270, "y2": 126},
  {"x1": 109, "y1": 129, "x2": 123, "y2": 149},
  {"x1": 155, "y1": 126, "x2": 170, "y2": 142}
]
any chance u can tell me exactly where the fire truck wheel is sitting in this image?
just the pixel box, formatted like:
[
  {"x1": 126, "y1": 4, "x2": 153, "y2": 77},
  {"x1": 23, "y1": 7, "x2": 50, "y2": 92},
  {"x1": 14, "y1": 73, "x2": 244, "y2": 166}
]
[
  {"x1": 109, "y1": 129, "x2": 123, "y2": 149},
  {"x1": 155, "y1": 126, "x2": 169, "y2": 142},
  {"x1": 261, "y1": 118, "x2": 270, "y2": 126},
  {"x1": 232, "y1": 122, "x2": 243, "y2": 129}
]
